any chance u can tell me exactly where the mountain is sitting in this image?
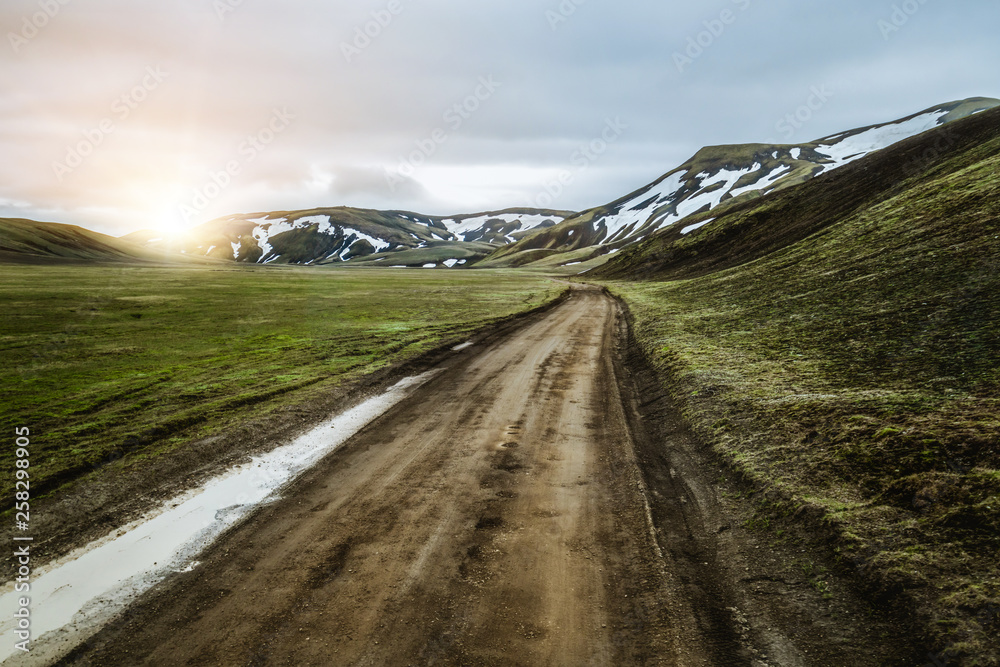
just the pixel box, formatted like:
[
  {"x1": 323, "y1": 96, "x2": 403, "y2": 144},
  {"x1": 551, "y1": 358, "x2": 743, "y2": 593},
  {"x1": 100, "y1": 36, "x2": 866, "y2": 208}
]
[
  {"x1": 0, "y1": 218, "x2": 197, "y2": 264},
  {"x1": 6, "y1": 97, "x2": 996, "y2": 270},
  {"x1": 483, "y1": 96, "x2": 1000, "y2": 270},
  {"x1": 126, "y1": 207, "x2": 574, "y2": 268}
]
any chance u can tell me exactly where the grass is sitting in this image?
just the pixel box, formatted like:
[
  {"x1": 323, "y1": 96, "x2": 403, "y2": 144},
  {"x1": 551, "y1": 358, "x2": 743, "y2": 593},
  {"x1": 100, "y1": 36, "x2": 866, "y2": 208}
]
[
  {"x1": 598, "y1": 111, "x2": 1000, "y2": 662},
  {"x1": 0, "y1": 264, "x2": 563, "y2": 503}
]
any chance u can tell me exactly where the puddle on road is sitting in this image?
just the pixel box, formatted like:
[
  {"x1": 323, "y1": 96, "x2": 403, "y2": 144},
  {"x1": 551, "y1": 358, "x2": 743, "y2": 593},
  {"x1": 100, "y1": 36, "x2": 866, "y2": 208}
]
[
  {"x1": 0, "y1": 371, "x2": 438, "y2": 665},
  {"x1": 452, "y1": 341, "x2": 474, "y2": 351}
]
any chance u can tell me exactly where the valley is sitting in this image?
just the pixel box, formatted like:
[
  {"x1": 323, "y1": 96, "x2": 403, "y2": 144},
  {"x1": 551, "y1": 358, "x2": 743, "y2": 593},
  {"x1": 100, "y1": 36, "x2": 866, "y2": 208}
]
[
  {"x1": 44, "y1": 288, "x2": 919, "y2": 667},
  {"x1": 2, "y1": 99, "x2": 999, "y2": 665}
]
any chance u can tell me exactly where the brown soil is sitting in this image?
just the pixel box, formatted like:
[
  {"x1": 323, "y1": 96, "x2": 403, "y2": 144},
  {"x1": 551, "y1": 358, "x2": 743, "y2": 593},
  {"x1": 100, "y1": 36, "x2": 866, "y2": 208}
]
[
  {"x1": 2, "y1": 291, "x2": 570, "y2": 577},
  {"x1": 57, "y1": 287, "x2": 918, "y2": 666}
]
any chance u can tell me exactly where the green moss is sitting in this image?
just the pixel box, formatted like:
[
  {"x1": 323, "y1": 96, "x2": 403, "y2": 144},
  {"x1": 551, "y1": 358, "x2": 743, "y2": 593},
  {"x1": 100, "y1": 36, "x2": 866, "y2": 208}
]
[{"x1": 0, "y1": 266, "x2": 563, "y2": 501}]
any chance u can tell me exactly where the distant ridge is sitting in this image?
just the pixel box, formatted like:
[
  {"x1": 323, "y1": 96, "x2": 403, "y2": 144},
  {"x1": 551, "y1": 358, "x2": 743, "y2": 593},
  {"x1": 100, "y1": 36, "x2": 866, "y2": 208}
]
[{"x1": 481, "y1": 96, "x2": 1000, "y2": 270}]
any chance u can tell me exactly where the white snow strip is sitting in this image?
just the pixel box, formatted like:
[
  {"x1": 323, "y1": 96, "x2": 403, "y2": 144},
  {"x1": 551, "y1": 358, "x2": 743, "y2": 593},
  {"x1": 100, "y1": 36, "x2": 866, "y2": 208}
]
[
  {"x1": 790, "y1": 147, "x2": 802, "y2": 160},
  {"x1": 729, "y1": 164, "x2": 792, "y2": 198},
  {"x1": 653, "y1": 166, "x2": 756, "y2": 232},
  {"x1": 251, "y1": 222, "x2": 276, "y2": 260},
  {"x1": 814, "y1": 110, "x2": 947, "y2": 172},
  {"x1": 443, "y1": 259, "x2": 460, "y2": 268},
  {"x1": 205, "y1": 245, "x2": 216, "y2": 256},
  {"x1": 422, "y1": 263, "x2": 437, "y2": 268},
  {"x1": 293, "y1": 215, "x2": 333, "y2": 234},
  {"x1": 230, "y1": 241, "x2": 240, "y2": 260},
  {"x1": 440, "y1": 213, "x2": 565, "y2": 240},
  {"x1": 339, "y1": 227, "x2": 390, "y2": 255},
  {"x1": 681, "y1": 218, "x2": 715, "y2": 235},
  {"x1": 601, "y1": 171, "x2": 686, "y2": 241}
]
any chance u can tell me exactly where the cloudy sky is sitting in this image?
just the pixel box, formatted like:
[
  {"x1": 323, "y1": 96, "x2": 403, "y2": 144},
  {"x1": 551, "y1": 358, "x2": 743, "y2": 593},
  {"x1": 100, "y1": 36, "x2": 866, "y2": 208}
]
[{"x1": 1, "y1": 0, "x2": 997, "y2": 236}]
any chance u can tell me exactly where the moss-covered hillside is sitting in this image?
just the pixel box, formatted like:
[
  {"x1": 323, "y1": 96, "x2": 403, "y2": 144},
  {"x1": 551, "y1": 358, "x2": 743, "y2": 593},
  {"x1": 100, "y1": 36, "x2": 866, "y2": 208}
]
[{"x1": 599, "y1": 106, "x2": 1000, "y2": 664}]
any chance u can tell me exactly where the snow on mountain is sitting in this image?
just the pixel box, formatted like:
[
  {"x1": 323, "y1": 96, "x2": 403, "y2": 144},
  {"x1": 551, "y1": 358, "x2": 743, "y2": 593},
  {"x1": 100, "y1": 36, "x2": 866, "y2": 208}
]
[
  {"x1": 135, "y1": 206, "x2": 572, "y2": 267},
  {"x1": 566, "y1": 99, "x2": 1000, "y2": 251},
  {"x1": 593, "y1": 159, "x2": 790, "y2": 246},
  {"x1": 339, "y1": 228, "x2": 390, "y2": 254},
  {"x1": 681, "y1": 218, "x2": 714, "y2": 235},
  {"x1": 813, "y1": 109, "x2": 948, "y2": 172},
  {"x1": 440, "y1": 211, "x2": 569, "y2": 243}
]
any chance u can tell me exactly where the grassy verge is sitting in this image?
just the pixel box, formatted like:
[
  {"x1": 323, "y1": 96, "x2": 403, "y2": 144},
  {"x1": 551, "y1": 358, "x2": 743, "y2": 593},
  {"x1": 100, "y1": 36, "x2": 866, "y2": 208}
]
[
  {"x1": 1, "y1": 265, "x2": 563, "y2": 505},
  {"x1": 599, "y1": 146, "x2": 1000, "y2": 663}
]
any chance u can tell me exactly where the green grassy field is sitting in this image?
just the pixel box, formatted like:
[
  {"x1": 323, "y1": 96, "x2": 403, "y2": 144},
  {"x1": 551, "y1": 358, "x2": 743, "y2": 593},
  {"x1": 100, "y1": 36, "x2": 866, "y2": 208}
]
[
  {"x1": 0, "y1": 265, "x2": 563, "y2": 502},
  {"x1": 598, "y1": 111, "x2": 1000, "y2": 662}
]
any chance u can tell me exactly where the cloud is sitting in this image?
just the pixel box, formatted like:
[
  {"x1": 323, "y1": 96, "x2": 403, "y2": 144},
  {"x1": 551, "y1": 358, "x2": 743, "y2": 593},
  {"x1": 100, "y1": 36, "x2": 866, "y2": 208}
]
[{"x1": 0, "y1": 0, "x2": 997, "y2": 234}]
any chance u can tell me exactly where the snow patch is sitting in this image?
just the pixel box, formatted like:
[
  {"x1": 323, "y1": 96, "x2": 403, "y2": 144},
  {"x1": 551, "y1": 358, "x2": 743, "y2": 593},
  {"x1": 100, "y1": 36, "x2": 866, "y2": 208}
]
[
  {"x1": 681, "y1": 218, "x2": 715, "y2": 235},
  {"x1": 440, "y1": 212, "x2": 565, "y2": 241},
  {"x1": 602, "y1": 171, "x2": 686, "y2": 241},
  {"x1": 814, "y1": 110, "x2": 947, "y2": 172},
  {"x1": 340, "y1": 228, "x2": 390, "y2": 257},
  {"x1": 729, "y1": 165, "x2": 792, "y2": 198},
  {"x1": 293, "y1": 215, "x2": 333, "y2": 234}
]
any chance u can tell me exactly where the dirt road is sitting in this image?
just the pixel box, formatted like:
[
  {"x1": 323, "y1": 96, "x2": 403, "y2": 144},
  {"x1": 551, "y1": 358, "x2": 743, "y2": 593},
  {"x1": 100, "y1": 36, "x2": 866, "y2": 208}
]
[
  {"x1": 56, "y1": 286, "x2": 923, "y2": 666},
  {"x1": 60, "y1": 286, "x2": 730, "y2": 665}
]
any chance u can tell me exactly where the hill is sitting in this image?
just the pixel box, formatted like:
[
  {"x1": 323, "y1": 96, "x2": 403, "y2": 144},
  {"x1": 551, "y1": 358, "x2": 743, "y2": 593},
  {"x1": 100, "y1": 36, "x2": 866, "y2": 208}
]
[
  {"x1": 596, "y1": 105, "x2": 1000, "y2": 663},
  {"x1": 126, "y1": 207, "x2": 574, "y2": 268},
  {"x1": 0, "y1": 218, "x2": 196, "y2": 264},
  {"x1": 486, "y1": 96, "x2": 1000, "y2": 270}
]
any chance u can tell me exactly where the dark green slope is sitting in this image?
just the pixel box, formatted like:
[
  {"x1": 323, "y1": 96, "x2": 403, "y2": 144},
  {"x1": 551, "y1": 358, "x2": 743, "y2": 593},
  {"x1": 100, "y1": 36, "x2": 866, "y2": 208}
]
[{"x1": 599, "y1": 106, "x2": 1000, "y2": 662}]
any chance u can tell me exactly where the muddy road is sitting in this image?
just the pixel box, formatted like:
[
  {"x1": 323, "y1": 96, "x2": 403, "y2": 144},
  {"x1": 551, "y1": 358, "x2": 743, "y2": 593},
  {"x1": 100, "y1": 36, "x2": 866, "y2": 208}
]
[{"x1": 60, "y1": 287, "x2": 914, "y2": 666}]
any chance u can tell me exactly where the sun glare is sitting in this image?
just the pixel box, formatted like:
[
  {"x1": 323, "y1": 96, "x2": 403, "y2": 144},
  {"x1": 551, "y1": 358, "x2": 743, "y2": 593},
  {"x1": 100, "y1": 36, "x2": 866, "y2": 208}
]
[
  {"x1": 117, "y1": 180, "x2": 196, "y2": 237},
  {"x1": 150, "y1": 207, "x2": 190, "y2": 237}
]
